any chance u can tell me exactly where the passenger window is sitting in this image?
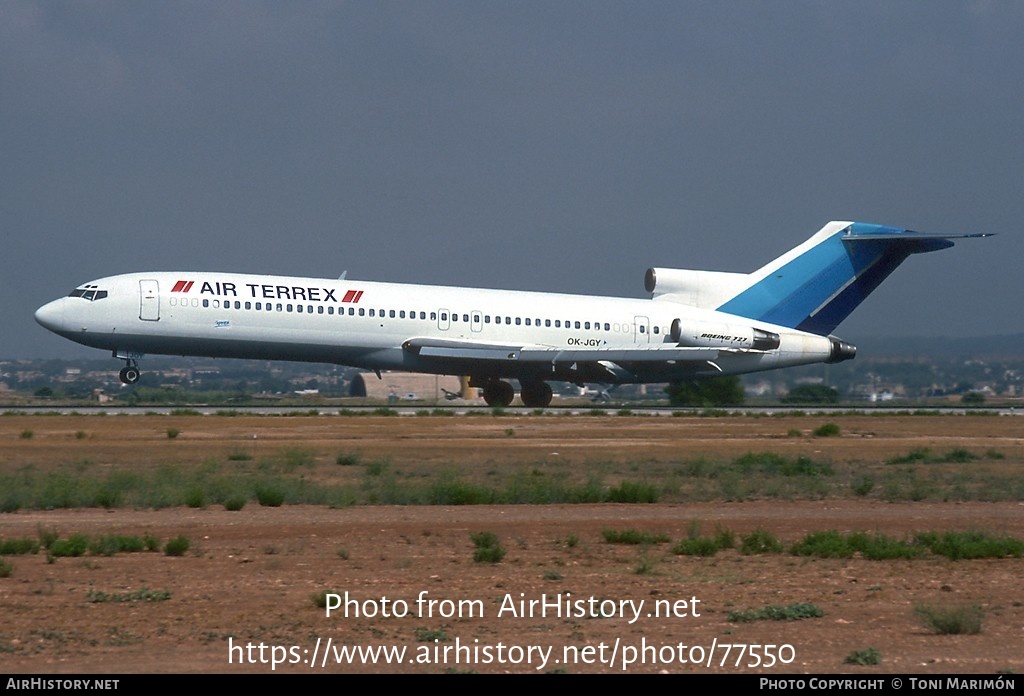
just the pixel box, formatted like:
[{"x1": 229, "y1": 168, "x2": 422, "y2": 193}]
[
  {"x1": 584, "y1": 321, "x2": 590, "y2": 330},
  {"x1": 390, "y1": 310, "x2": 396, "y2": 318},
  {"x1": 525, "y1": 318, "x2": 531, "y2": 326},
  {"x1": 545, "y1": 319, "x2": 551, "y2": 327},
  {"x1": 574, "y1": 321, "x2": 580, "y2": 329},
  {"x1": 203, "y1": 299, "x2": 210, "y2": 308}
]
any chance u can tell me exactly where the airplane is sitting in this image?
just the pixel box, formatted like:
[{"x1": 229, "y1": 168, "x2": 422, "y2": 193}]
[{"x1": 34, "y1": 221, "x2": 989, "y2": 408}]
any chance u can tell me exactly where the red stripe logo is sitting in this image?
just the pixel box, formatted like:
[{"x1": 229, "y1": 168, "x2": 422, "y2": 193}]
[
  {"x1": 341, "y1": 289, "x2": 363, "y2": 303},
  {"x1": 171, "y1": 280, "x2": 194, "y2": 293}
]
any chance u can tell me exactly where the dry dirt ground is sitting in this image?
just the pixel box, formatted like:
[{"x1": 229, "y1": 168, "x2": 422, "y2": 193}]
[{"x1": 1, "y1": 412, "x2": 1023, "y2": 675}]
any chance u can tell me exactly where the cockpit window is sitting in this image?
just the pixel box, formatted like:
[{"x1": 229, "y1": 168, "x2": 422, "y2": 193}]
[{"x1": 68, "y1": 285, "x2": 108, "y2": 301}]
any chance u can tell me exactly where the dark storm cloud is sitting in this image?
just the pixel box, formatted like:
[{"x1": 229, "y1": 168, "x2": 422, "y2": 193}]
[{"x1": 3, "y1": 1, "x2": 1021, "y2": 358}]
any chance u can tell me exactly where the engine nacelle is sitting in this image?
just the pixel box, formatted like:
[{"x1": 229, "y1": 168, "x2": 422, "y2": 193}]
[
  {"x1": 671, "y1": 318, "x2": 781, "y2": 351},
  {"x1": 644, "y1": 267, "x2": 749, "y2": 309}
]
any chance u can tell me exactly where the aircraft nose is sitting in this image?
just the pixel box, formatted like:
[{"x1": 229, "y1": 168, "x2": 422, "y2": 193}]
[{"x1": 35, "y1": 299, "x2": 65, "y2": 333}]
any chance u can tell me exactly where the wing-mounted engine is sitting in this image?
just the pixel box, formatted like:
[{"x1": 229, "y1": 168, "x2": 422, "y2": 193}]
[{"x1": 670, "y1": 318, "x2": 781, "y2": 351}]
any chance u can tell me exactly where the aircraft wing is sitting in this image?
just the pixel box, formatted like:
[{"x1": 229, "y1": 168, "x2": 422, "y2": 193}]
[
  {"x1": 403, "y1": 337, "x2": 733, "y2": 363},
  {"x1": 401, "y1": 337, "x2": 755, "y2": 382}
]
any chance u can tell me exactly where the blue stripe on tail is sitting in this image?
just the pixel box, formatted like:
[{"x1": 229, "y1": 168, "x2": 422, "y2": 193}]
[{"x1": 716, "y1": 223, "x2": 956, "y2": 335}]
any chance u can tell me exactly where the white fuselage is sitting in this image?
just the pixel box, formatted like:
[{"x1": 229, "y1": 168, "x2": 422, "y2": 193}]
[{"x1": 35, "y1": 271, "x2": 838, "y2": 385}]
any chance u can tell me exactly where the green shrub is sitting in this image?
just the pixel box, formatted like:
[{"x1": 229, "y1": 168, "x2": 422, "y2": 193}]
[
  {"x1": 844, "y1": 647, "x2": 881, "y2": 665},
  {"x1": 50, "y1": 534, "x2": 89, "y2": 558},
  {"x1": 728, "y1": 603, "x2": 824, "y2": 623},
  {"x1": 470, "y1": 531, "x2": 506, "y2": 563},
  {"x1": 335, "y1": 452, "x2": 361, "y2": 466},
  {"x1": 790, "y1": 530, "x2": 855, "y2": 558},
  {"x1": 914, "y1": 602, "x2": 983, "y2": 635},
  {"x1": 851, "y1": 475, "x2": 874, "y2": 497},
  {"x1": 812, "y1": 422, "x2": 841, "y2": 437},
  {"x1": 224, "y1": 495, "x2": 247, "y2": 511},
  {"x1": 601, "y1": 529, "x2": 670, "y2": 545},
  {"x1": 415, "y1": 628, "x2": 451, "y2": 642},
  {"x1": 886, "y1": 448, "x2": 931, "y2": 465},
  {"x1": 0, "y1": 559, "x2": 13, "y2": 577},
  {"x1": 163, "y1": 535, "x2": 190, "y2": 557},
  {"x1": 166, "y1": 428, "x2": 180, "y2": 439},
  {"x1": 37, "y1": 527, "x2": 59, "y2": 549},
  {"x1": 86, "y1": 587, "x2": 171, "y2": 603},
  {"x1": 849, "y1": 532, "x2": 925, "y2": 560},
  {"x1": 915, "y1": 531, "x2": 1024, "y2": 560},
  {"x1": 740, "y1": 529, "x2": 783, "y2": 555},
  {"x1": 672, "y1": 537, "x2": 722, "y2": 556},
  {"x1": 310, "y1": 591, "x2": 334, "y2": 608},
  {"x1": 88, "y1": 535, "x2": 146, "y2": 556},
  {"x1": 255, "y1": 484, "x2": 285, "y2": 507},
  {"x1": 0, "y1": 538, "x2": 39, "y2": 555},
  {"x1": 605, "y1": 481, "x2": 657, "y2": 503},
  {"x1": 183, "y1": 487, "x2": 206, "y2": 509},
  {"x1": 940, "y1": 448, "x2": 977, "y2": 463}
]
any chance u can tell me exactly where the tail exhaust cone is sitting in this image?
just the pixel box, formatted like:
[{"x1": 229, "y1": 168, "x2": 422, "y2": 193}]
[{"x1": 827, "y1": 336, "x2": 857, "y2": 363}]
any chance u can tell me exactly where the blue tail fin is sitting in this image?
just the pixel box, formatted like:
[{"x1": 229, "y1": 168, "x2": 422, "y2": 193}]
[{"x1": 715, "y1": 221, "x2": 989, "y2": 335}]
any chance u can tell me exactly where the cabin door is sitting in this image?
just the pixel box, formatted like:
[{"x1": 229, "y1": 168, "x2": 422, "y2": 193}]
[
  {"x1": 633, "y1": 315, "x2": 650, "y2": 343},
  {"x1": 139, "y1": 280, "x2": 160, "y2": 321}
]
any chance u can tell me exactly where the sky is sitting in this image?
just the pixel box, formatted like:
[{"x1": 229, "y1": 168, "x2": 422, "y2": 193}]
[{"x1": 3, "y1": 1, "x2": 1022, "y2": 360}]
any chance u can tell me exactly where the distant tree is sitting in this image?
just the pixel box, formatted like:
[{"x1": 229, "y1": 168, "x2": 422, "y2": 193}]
[
  {"x1": 961, "y1": 391, "x2": 986, "y2": 405},
  {"x1": 781, "y1": 384, "x2": 839, "y2": 405},
  {"x1": 34, "y1": 387, "x2": 54, "y2": 398},
  {"x1": 665, "y1": 376, "x2": 745, "y2": 407}
]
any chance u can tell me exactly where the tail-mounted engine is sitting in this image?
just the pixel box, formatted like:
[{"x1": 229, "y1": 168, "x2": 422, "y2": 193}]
[{"x1": 670, "y1": 318, "x2": 781, "y2": 351}]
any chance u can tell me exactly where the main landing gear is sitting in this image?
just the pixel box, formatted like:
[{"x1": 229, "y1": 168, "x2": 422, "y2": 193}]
[
  {"x1": 481, "y1": 380, "x2": 514, "y2": 407},
  {"x1": 519, "y1": 380, "x2": 553, "y2": 408},
  {"x1": 118, "y1": 359, "x2": 141, "y2": 385},
  {"x1": 480, "y1": 379, "x2": 553, "y2": 408}
]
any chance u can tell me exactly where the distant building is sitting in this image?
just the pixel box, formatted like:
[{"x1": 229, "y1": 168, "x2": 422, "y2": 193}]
[{"x1": 348, "y1": 372, "x2": 468, "y2": 402}]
